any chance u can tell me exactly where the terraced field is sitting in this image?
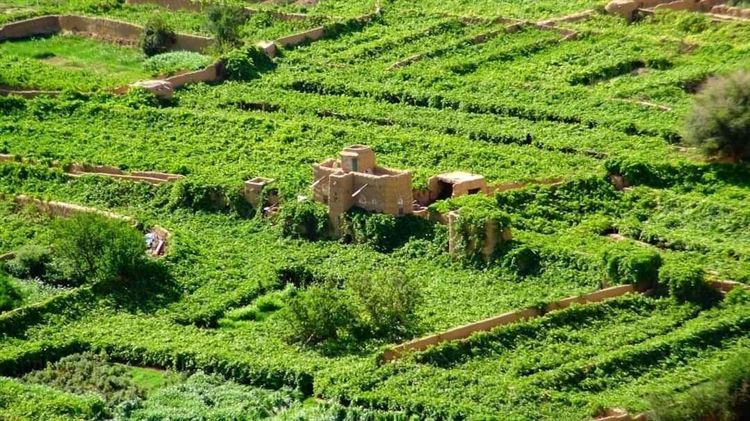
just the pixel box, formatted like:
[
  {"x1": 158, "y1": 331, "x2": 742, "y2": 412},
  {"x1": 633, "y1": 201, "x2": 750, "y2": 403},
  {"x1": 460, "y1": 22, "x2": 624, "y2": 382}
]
[{"x1": 0, "y1": 0, "x2": 749, "y2": 419}]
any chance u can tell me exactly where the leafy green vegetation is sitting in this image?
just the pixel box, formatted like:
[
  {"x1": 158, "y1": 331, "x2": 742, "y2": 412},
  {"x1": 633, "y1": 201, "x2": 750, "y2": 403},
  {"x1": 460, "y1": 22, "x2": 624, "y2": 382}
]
[{"x1": 0, "y1": 1, "x2": 749, "y2": 419}]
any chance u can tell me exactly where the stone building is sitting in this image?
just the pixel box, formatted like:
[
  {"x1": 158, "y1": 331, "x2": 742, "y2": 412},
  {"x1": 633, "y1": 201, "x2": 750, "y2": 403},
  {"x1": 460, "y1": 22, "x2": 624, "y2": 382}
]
[
  {"x1": 414, "y1": 171, "x2": 488, "y2": 205},
  {"x1": 312, "y1": 145, "x2": 413, "y2": 234}
]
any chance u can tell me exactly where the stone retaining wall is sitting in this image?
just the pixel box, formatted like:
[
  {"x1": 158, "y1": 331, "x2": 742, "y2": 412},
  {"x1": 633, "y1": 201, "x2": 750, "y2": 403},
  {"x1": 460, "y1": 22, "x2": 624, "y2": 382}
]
[
  {"x1": 383, "y1": 284, "x2": 638, "y2": 361},
  {"x1": 125, "y1": 0, "x2": 310, "y2": 21},
  {"x1": 164, "y1": 61, "x2": 222, "y2": 88},
  {"x1": 14, "y1": 195, "x2": 135, "y2": 223},
  {"x1": 275, "y1": 26, "x2": 326, "y2": 47},
  {"x1": 0, "y1": 15, "x2": 211, "y2": 53},
  {"x1": 0, "y1": 15, "x2": 60, "y2": 40},
  {"x1": 67, "y1": 163, "x2": 184, "y2": 185}
]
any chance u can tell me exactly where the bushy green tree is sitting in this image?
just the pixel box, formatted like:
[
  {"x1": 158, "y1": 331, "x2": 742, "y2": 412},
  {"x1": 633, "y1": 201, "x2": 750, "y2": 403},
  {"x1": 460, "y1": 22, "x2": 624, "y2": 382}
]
[
  {"x1": 684, "y1": 69, "x2": 750, "y2": 163},
  {"x1": 285, "y1": 284, "x2": 352, "y2": 344},
  {"x1": 51, "y1": 213, "x2": 147, "y2": 285},
  {"x1": 348, "y1": 270, "x2": 422, "y2": 339},
  {"x1": 204, "y1": 3, "x2": 247, "y2": 49},
  {"x1": 140, "y1": 15, "x2": 176, "y2": 57}
]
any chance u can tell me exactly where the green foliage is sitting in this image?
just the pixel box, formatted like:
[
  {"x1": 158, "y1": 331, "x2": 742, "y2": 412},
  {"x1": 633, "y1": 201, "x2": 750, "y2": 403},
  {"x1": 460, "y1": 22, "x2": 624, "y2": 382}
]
[
  {"x1": 0, "y1": 272, "x2": 22, "y2": 312},
  {"x1": 684, "y1": 69, "x2": 750, "y2": 162},
  {"x1": 285, "y1": 269, "x2": 423, "y2": 344},
  {"x1": 342, "y1": 209, "x2": 436, "y2": 252},
  {"x1": 204, "y1": 3, "x2": 248, "y2": 49},
  {"x1": 604, "y1": 244, "x2": 662, "y2": 287},
  {"x1": 652, "y1": 348, "x2": 750, "y2": 421},
  {"x1": 4, "y1": 244, "x2": 53, "y2": 280},
  {"x1": 347, "y1": 269, "x2": 423, "y2": 339},
  {"x1": 0, "y1": 376, "x2": 105, "y2": 421},
  {"x1": 23, "y1": 352, "x2": 144, "y2": 412},
  {"x1": 278, "y1": 200, "x2": 330, "y2": 241},
  {"x1": 120, "y1": 371, "x2": 299, "y2": 420},
  {"x1": 659, "y1": 262, "x2": 718, "y2": 305},
  {"x1": 222, "y1": 46, "x2": 276, "y2": 81},
  {"x1": 285, "y1": 283, "x2": 352, "y2": 344},
  {"x1": 50, "y1": 214, "x2": 147, "y2": 285},
  {"x1": 140, "y1": 15, "x2": 176, "y2": 57},
  {"x1": 142, "y1": 51, "x2": 213, "y2": 77},
  {"x1": 502, "y1": 244, "x2": 541, "y2": 276}
]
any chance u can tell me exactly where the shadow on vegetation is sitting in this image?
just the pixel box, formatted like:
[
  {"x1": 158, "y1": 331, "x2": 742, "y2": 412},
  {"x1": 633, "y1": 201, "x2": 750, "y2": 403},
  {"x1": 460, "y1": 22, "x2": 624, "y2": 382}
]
[{"x1": 95, "y1": 260, "x2": 181, "y2": 314}]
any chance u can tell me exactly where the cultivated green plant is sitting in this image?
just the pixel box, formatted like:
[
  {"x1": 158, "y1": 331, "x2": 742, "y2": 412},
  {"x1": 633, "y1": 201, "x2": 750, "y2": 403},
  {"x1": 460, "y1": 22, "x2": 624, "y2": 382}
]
[
  {"x1": 684, "y1": 69, "x2": 750, "y2": 163},
  {"x1": 285, "y1": 284, "x2": 352, "y2": 344}
]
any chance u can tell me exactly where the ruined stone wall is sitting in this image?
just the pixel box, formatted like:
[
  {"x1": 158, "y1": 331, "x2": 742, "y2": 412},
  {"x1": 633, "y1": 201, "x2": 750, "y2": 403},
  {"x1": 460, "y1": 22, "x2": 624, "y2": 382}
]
[{"x1": 0, "y1": 15, "x2": 60, "y2": 41}]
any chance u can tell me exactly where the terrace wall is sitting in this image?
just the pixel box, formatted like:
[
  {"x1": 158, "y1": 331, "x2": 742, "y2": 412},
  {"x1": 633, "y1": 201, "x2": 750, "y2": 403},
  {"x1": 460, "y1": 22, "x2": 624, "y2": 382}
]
[
  {"x1": 275, "y1": 26, "x2": 326, "y2": 47},
  {"x1": 0, "y1": 15, "x2": 211, "y2": 53},
  {"x1": 0, "y1": 15, "x2": 60, "y2": 40},
  {"x1": 164, "y1": 61, "x2": 222, "y2": 87},
  {"x1": 383, "y1": 284, "x2": 638, "y2": 361}
]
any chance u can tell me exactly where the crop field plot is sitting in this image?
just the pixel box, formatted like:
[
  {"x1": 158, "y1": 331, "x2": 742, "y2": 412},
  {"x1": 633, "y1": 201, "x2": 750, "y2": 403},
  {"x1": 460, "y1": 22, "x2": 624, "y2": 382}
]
[{"x1": 0, "y1": 0, "x2": 749, "y2": 420}]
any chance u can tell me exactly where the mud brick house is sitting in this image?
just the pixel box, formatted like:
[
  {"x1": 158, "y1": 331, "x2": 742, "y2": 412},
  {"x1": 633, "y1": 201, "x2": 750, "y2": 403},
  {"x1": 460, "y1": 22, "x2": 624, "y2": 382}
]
[{"x1": 312, "y1": 145, "x2": 413, "y2": 234}]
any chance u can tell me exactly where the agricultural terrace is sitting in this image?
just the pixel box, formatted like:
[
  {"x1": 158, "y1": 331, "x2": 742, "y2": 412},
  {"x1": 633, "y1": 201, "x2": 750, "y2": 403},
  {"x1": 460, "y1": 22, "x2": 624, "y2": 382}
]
[{"x1": 0, "y1": 0, "x2": 749, "y2": 420}]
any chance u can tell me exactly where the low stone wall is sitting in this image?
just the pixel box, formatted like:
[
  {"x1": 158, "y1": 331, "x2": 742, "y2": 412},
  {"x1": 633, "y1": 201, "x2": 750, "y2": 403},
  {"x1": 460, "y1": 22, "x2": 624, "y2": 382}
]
[
  {"x1": 0, "y1": 15, "x2": 211, "y2": 53},
  {"x1": 275, "y1": 26, "x2": 325, "y2": 47},
  {"x1": 383, "y1": 284, "x2": 638, "y2": 361},
  {"x1": 164, "y1": 62, "x2": 221, "y2": 88},
  {"x1": 67, "y1": 163, "x2": 185, "y2": 185},
  {"x1": 0, "y1": 88, "x2": 61, "y2": 98},
  {"x1": 15, "y1": 195, "x2": 134, "y2": 223},
  {"x1": 124, "y1": 0, "x2": 310, "y2": 21},
  {"x1": 0, "y1": 15, "x2": 60, "y2": 40},
  {"x1": 126, "y1": 0, "x2": 202, "y2": 12}
]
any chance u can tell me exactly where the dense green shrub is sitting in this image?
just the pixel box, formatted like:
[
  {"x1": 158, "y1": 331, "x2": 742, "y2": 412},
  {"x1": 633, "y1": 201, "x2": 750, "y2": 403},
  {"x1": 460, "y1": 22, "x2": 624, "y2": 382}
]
[
  {"x1": 140, "y1": 16, "x2": 176, "y2": 57},
  {"x1": 4, "y1": 244, "x2": 52, "y2": 280},
  {"x1": 652, "y1": 349, "x2": 750, "y2": 421},
  {"x1": 684, "y1": 69, "x2": 750, "y2": 163},
  {"x1": 142, "y1": 51, "x2": 213, "y2": 77},
  {"x1": 348, "y1": 270, "x2": 422, "y2": 339},
  {"x1": 24, "y1": 352, "x2": 144, "y2": 411},
  {"x1": 119, "y1": 371, "x2": 299, "y2": 420},
  {"x1": 342, "y1": 209, "x2": 436, "y2": 252},
  {"x1": 502, "y1": 245, "x2": 541, "y2": 276},
  {"x1": 0, "y1": 272, "x2": 22, "y2": 312},
  {"x1": 204, "y1": 4, "x2": 247, "y2": 49},
  {"x1": 278, "y1": 200, "x2": 329, "y2": 241},
  {"x1": 51, "y1": 214, "x2": 147, "y2": 285},
  {"x1": 285, "y1": 284, "x2": 352, "y2": 344},
  {"x1": 0, "y1": 376, "x2": 105, "y2": 421},
  {"x1": 659, "y1": 262, "x2": 718, "y2": 305},
  {"x1": 603, "y1": 245, "x2": 662, "y2": 287},
  {"x1": 222, "y1": 46, "x2": 276, "y2": 81}
]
